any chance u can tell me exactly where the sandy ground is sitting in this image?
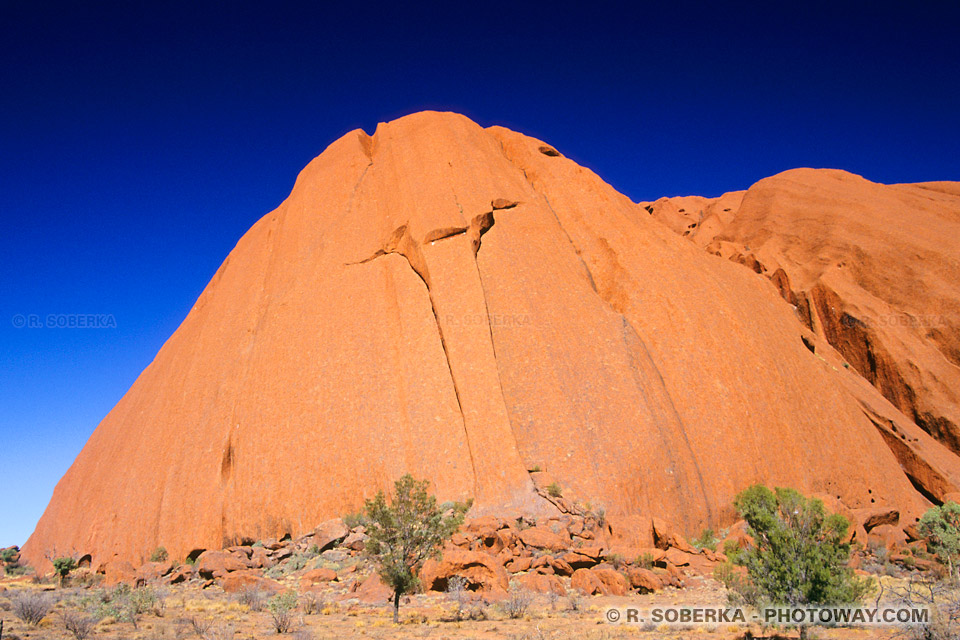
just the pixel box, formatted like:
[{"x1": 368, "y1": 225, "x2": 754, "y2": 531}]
[{"x1": 0, "y1": 571, "x2": 912, "y2": 640}]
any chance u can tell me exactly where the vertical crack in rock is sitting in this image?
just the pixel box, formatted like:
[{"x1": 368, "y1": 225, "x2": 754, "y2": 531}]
[
  {"x1": 465, "y1": 209, "x2": 533, "y2": 490},
  {"x1": 498, "y1": 144, "x2": 712, "y2": 525},
  {"x1": 346, "y1": 227, "x2": 481, "y2": 496}
]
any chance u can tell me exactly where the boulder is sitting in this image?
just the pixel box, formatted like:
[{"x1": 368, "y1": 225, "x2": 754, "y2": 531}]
[
  {"x1": 571, "y1": 567, "x2": 629, "y2": 596},
  {"x1": 626, "y1": 567, "x2": 662, "y2": 593},
  {"x1": 514, "y1": 572, "x2": 565, "y2": 596},
  {"x1": 135, "y1": 561, "x2": 173, "y2": 585},
  {"x1": 518, "y1": 527, "x2": 567, "y2": 552},
  {"x1": 869, "y1": 524, "x2": 907, "y2": 551},
  {"x1": 351, "y1": 573, "x2": 393, "y2": 604},
  {"x1": 196, "y1": 550, "x2": 248, "y2": 579},
  {"x1": 664, "y1": 548, "x2": 694, "y2": 567},
  {"x1": 248, "y1": 546, "x2": 274, "y2": 569},
  {"x1": 165, "y1": 563, "x2": 194, "y2": 585},
  {"x1": 420, "y1": 548, "x2": 509, "y2": 594},
  {"x1": 652, "y1": 517, "x2": 696, "y2": 553},
  {"x1": 218, "y1": 570, "x2": 283, "y2": 594},
  {"x1": 300, "y1": 567, "x2": 338, "y2": 588},
  {"x1": 342, "y1": 530, "x2": 368, "y2": 551},
  {"x1": 505, "y1": 556, "x2": 533, "y2": 573}
]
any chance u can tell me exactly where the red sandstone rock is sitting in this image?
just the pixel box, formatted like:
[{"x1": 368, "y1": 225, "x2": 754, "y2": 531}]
[
  {"x1": 514, "y1": 572, "x2": 565, "y2": 595},
  {"x1": 644, "y1": 170, "x2": 960, "y2": 492},
  {"x1": 20, "y1": 112, "x2": 947, "y2": 571},
  {"x1": 312, "y1": 519, "x2": 348, "y2": 551},
  {"x1": 853, "y1": 507, "x2": 900, "y2": 532},
  {"x1": 518, "y1": 527, "x2": 567, "y2": 551},
  {"x1": 350, "y1": 573, "x2": 392, "y2": 604},
  {"x1": 300, "y1": 567, "x2": 338, "y2": 588},
  {"x1": 195, "y1": 550, "x2": 248, "y2": 579},
  {"x1": 505, "y1": 556, "x2": 533, "y2": 573},
  {"x1": 868, "y1": 524, "x2": 907, "y2": 551},
  {"x1": 218, "y1": 570, "x2": 283, "y2": 594},
  {"x1": 626, "y1": 567, "x2": 662, "y2": 593},
  {"x1": 135, "y1": 561, "x2": 172, "y2": 585},
  {"x1": 103, "y1": 560, "x2": 137, "y2": 586},
  {"x1": 571, "y1": 567, "x2": 629, "y2": 596},
  {"x1": 420, "y1": 548, "x2": 509, "y2": 594}
]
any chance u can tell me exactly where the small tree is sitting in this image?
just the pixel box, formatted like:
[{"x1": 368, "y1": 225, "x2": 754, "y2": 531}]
[
  {"x1": 732, "y1": 485, "x2": 872, "y2": 639},
  {"x1": 53, "y1": 556, "x2": 77, "y2": 588},
  {"x1": 364, "y1": 474, "x2": 470, "y2": 623},
  {"x1": 919, "y1": 501, "x2": 960, "y2": 578}
]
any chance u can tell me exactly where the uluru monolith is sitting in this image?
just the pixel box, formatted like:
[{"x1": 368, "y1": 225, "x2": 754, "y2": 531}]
[{"x1": 22, "y1": 112, "x2": 958, "y2": 570}]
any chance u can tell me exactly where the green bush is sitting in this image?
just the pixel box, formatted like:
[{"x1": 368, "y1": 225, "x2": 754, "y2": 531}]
[
  {"x1": 149, "y1": 547, "x2": 169, "y2": 562},
  {"x1": 731, "y1": 485, "x2": 872, "y2": 609},
  {"x1": 545, "y1": 483, "x2": 563, "y2": 498},
  {"x1": 692, "y1": 528, "x2": 719, "y2": 551},
  {"x1": 919, "y1": 501, "x2": 960, "y2": 573},
  {"x1": 342, "y1": 511, "x2": 366, "y2": 530}
]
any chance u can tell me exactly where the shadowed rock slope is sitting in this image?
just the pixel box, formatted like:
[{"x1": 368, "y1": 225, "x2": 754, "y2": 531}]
[
  {"x1": 643, "y1": 170, "x2": 960, "y2": 462},
  {"x1": 24, "y1": 114, "x2": 953, "y2": 569}
]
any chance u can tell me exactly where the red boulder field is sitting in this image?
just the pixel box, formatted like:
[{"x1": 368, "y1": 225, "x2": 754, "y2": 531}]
[{"x1": 21, "y1": 112, "x2": 960, "y2": 570}]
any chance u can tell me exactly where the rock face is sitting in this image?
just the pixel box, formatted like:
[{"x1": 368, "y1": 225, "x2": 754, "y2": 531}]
[
  {"x1": 22, "y1": 112, "x2": 955, "y2": 570},
  {"x1": 644, "y1": 170, "x2": 960, "y2": 496}
]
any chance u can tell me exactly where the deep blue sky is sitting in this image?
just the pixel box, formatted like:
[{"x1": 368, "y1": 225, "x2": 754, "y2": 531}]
[{"x1": 2, "y1": 0, "x2": 958, "y2": 547}]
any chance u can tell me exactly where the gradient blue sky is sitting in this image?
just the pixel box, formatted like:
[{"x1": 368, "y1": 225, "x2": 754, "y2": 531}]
[{"x1": 2, "y1": 1, "x2": 958, "y2": 547}]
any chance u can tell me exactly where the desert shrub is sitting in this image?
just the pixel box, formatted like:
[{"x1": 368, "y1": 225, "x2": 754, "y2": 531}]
[
  {"x1": 606, "y1": 553, "x2": 625, "y2": 569},
  {"x1": 501, "y1": 584, "x2": 533, "y2": 619},
  {"x1": 446, "y1": 575, "x2": 468, "y2": 621},
  {"x1": 0, "y1": 548, "x2": 15, "y2": 562},
  {"x1": 919, "y1": 502, "x2": 960, "y2": 574},
  {"x1": 306, "y1": 544, "x2": 321, "y2": 556},
  {"x1": 10, "y1": 590, "x2": 54, "y2": 625},
  {"x1": 149, "y1": 547, "x2": 169, "y2": 562},
  {"x1": 567, "y1": 591, "x2": 584, "y2": 612},
  {"x1": 692, "y1": 528, "x2": 719, "y2": 551},
  {"x1": 268, "y1": 591, "x2": 298, "y2": 633},
  {"x1": 545, "y1": 483, "x2": 563, "y2": 498},
  {"x1": 714, "y1": 561, "x2": 762, "y2": 606},
  {"x1": 636, "y1": 552, "x2": 656, "y2": 569},
  {"x1": 363, "y1": 474, "x2": 470, "y2": 623},
  {"x1": 187, "y1": 615, "x2": 211, "y2": 637},
  {"x1": 342, "y1": 511, "x2": 366, "y2": 530},
  {"x1": 299, "y1": 591, "x2": 324, "y2": 615},
  {"x1": 723, "y1": 538, "x2": 744, "y2": 562},
  {"x1": 890, "y1": 573, "x2": 960, "y2": 640},
  {"x1": 59, "y1": 609, "x2": 100, "y2": 640},
  {"x1": 236, "y1": 586, "x2": 266, "y2": 612},
  {"x1": 93, "y1": 585, "x2": 162, "y2": 628}
]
